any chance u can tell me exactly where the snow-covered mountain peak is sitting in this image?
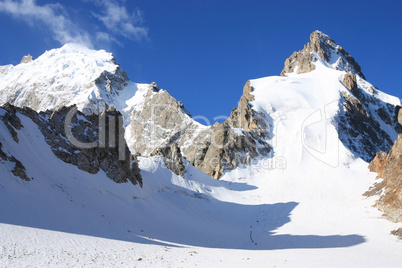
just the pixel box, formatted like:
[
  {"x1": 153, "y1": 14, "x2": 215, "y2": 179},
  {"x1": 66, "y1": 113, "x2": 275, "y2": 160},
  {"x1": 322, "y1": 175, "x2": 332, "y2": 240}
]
[
  {"x1": 281, "y1": 30, "x2": 365, "y2": 79},
  {"x1": 42, "y1": 43, "x2": 115, "y2": 62},
  {"x1": 27, "y1": 43, "x2": 118, "y2": 74},
  {"x1": 252, "y1": 43, "x2": 400, "y2": 163},
  {"x1": 0, "y1": 43, "x2": 132, "y2": 114}
]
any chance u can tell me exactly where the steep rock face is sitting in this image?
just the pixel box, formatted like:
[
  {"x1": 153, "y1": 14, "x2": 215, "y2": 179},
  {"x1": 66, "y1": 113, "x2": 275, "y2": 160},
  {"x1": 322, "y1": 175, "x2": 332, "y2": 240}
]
[
  {"x1": 124, "y1": 83, "x2": 197, "y2": 177},
  {"x1": 182, "y1": 81, "x2": 271, "y2": 179},
  {"x1": 224, "y1": 81, "x2": 270, "y2": 135},
  {"x1": 0, "y1": 142, "x2": 31, "y2": 181},
  {"x1": 0, "y1": 103, "x2": 142, "y2": 186},
  {"x1": 337, "y1": 72, "x2": 400, "y2": 161},
  {"x1": 126, "y1": 83, "x2": 194, "y2": 156},
  {"x1": 151, "y1": 144, "x2": 186, "y2": 178},
  {"x1": 367, "y1": 133, "x2": 402, "y2": 223},
  {"x1": 280, "y1": 31, "x2": 400, "y2": 162},
  {"x1": 0, "y1": 106, "x2": 33, "y2": 181},
  {"x1": 281, "y1": 30, "x2": 365, "y2": 78},
  {"x1": 93, "y1": 65, "x2": 130, "y2": 101},
  {"x1": 126, "y1": 81, "x2": 271, "y2": 179}
]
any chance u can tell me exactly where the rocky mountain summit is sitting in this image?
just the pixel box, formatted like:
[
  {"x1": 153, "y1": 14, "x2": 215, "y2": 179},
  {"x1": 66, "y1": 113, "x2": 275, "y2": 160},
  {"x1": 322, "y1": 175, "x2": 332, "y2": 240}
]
[
  {"x1": 0, "y1": 43, "x2": 131, "y2": 114},
  {"x1": 281, "y1": 30, "x2": 365, "y2": 78},
  {"x1": 280, "y1": 30, "x2": 401, "y2": 162}
]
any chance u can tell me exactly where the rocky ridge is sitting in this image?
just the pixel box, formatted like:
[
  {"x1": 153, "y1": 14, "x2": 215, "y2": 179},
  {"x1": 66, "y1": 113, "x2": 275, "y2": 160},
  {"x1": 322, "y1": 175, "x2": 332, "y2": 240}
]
[
  {"x1": 126, "y1": 81, "x2": 272, "y2": 179},
  {"x1": 281, "y1": 30, "x2": 365, "y2": 78},
  {"x1": 337, "y1": 72, "x2": 400, "y2": 161},
  {"x1": 181, "y1": 81, "x2": 271, "y2": 179}
]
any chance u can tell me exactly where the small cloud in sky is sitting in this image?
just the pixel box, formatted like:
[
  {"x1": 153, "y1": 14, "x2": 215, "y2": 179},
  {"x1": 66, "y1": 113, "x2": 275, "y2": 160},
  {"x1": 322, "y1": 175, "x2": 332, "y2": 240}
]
[
  {"x1": 0, "y1": 0, "x2": 148, "y2": 48},
  {"x1": 91, "y1": 0, "x2": 148, "y2": 42},
  {"x1": 0, "y1": 0, "x2": 93, "y2": 47}
]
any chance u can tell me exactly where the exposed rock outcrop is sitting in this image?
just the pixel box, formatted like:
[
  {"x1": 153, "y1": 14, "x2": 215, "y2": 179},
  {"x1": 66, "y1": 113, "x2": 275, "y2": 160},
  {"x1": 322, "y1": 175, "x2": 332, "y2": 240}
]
[
  {"x1": 94, "y1": 67, "x2": 129, "y2": 94},
  {"x1": 182, "y1": 81, "x2": 271, "y2": 179},
  {"x1": 396, "y1": 106, "x2": 402, "y2": 133},
  {"x1": 1, "y1": 104, "x2": 22, "y2": 142},
  {"x1": 366, "y1": 134, "x2": 402, "y2": 223},
  {"x1": 337, "y1": 73, "x2": 400, "y2": 161},
  {"x1": 151, "y1": 144, "x2": 186, "y2": 177},
  {"x1": 126, "y1": 81, "x2": 271, "y2": 179},
  {"x1": 342, "y1": 73, "x2": 358, "y2": 97},
  {"x1": 126, "y1": 84, "x2": 196, "y2": 156},
  {"x1": 0, "y1": 104, "x2": 142, "y2": 186},
  {"x1": 20, "y1": 54, "x2": 33, "y2": 64},
  {"x1": 0, "y1": 106, "x2": 32, "y2": 181},
  {"x1": 281, "y1": 30, "x2": 365, "y2": 79},
  {"x1": 0, "y1": 142, "x2": 31, "y2": 181},
  {"x1": 224, "y1": 81, "x2": 269, "y2": 135},
  {"x1": 398, "y1": 107, "x2": 402, "y2": 125},
  {"x1": 391, "y1": 228, "x2": 402, "y2": 239}
]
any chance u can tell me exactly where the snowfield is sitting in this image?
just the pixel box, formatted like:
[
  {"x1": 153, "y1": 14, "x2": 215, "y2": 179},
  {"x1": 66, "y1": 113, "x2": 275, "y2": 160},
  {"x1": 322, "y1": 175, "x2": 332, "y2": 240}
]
[{"x1": 1, "y1": 89, "x2": 401, "y2": 267}]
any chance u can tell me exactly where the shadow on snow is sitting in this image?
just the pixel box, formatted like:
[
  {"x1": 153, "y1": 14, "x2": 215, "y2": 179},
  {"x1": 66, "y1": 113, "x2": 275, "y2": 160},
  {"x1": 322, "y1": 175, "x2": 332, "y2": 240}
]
[{"x1": 0, "y1": 176, "x2": 365, "y2": 250}]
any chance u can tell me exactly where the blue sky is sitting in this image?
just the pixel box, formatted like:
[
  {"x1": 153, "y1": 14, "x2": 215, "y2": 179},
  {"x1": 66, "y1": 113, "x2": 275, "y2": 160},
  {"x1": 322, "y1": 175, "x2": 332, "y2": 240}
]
[{"x1": 0, "y1": 0, "x2": 401, "y2": 123}]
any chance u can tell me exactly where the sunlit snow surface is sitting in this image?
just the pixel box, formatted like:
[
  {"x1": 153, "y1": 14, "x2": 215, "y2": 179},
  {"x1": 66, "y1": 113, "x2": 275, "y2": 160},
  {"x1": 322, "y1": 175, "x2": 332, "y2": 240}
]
[
  {"x1": 0, "y1": 46, "x2": 401, "y2": 267},
  {"x1": 0, "y1": 110, "x2": 401, "y2": 267}
]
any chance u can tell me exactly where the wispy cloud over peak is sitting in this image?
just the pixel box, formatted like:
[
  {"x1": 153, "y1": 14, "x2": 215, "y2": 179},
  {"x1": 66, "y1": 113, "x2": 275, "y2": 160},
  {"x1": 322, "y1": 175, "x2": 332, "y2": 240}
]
[
  {"x1": 0, "y1": 0, "x2": 93, "y2": 47},
  {"x1": 91, "y1": 0, "x2": 148, "y2": 41},
  {"x1": 0, "y1": 0, "x2": 148, "y2": 48}
]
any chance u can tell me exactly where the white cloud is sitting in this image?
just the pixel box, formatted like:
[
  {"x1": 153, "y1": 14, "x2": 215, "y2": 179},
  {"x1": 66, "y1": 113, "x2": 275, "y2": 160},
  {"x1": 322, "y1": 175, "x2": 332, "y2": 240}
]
[
  {"x1": 96, "y1": 31, "x2": 122, "y2": 47},
  {"x1": 0, "y1": 0, "x2": 93, "y2": 47},
  {"x1": 0, "y1": 0, "x2": 148, "y2": 48},
  {"x1": 91, "y1": 0, "x2": 148, "y2": 41}
]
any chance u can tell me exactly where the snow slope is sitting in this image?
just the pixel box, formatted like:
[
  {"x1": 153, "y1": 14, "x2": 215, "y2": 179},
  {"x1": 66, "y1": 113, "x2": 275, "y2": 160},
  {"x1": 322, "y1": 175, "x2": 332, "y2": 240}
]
[{"x1": 1, "y1": 73, "x2": 402, "y2": 267}]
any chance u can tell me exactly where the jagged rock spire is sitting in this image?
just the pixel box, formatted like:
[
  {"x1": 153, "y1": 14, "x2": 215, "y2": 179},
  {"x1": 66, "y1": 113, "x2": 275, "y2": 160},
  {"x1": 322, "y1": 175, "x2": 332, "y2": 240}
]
[
  {"x1": 20, "y1": 54, "x2": 33, "y2": 64},
  {"x1": 281, "y1": 30, "x2": 365, "y2": 79}
]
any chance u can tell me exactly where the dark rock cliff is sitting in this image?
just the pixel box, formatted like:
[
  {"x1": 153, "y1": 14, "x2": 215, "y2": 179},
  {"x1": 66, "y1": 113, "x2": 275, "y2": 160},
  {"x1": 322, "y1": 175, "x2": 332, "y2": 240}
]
[{"x1": 0, "y1": 103, "x2": 142, "y2": 186}]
